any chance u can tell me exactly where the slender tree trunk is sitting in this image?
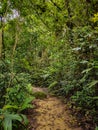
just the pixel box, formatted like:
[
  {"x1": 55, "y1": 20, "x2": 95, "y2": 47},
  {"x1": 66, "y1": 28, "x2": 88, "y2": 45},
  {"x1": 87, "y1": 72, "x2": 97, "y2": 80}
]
[
  {"x1": 66, "y1": 0, "x2": 73, "y2": 45},
  {"x1": 8, "y1": 22, "x2": 19, "y2": 88},
  {"x1": 11, "y1": 23, "x2": 18, "y2": 73},
  {"x1": 0, "y1": 16, "x2": 5, "y2": 59},
  {"x1": 0, "y1": 29, "x2": 2, "y2": 58}
]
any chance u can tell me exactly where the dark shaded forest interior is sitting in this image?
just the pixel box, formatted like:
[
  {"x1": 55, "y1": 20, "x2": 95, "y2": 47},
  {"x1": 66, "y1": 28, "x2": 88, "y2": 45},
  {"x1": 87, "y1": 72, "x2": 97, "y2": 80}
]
[{"x1": 0, "y1": 0, "x2": 98, "y2": 130}]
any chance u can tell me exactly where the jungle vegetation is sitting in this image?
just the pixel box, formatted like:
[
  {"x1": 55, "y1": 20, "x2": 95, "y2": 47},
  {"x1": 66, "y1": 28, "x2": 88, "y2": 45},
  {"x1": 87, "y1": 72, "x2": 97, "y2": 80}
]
[{"x1": 0, "y1": 0, "x2": 98, "y2": 129}]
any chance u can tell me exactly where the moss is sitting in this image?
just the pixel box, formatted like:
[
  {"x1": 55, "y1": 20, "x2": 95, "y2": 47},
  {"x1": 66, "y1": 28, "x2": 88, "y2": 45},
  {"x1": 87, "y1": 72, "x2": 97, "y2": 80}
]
[{"x1": 33, "y1": 91, "x2": 47, "y2": 99}]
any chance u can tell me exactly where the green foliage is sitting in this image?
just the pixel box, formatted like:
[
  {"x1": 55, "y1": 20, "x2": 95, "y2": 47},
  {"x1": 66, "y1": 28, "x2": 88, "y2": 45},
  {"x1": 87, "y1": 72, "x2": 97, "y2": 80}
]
[
  {"x1": 92, "y1": 13, "x2": 98, "y2": 23},
  {"x1": 48, "y1": 81, "x2": 58, "y2": 90},
  {"x1": 3, "y1": 96, "x2": 35, "y2": 112},
  {"x1": 0, "y1": 61, "x2": 34, "y2": 129},
  {"x1": 0, "y1": 110, "x2": 28, "y2": 130},
  {"x1": 0, "y1": 0, "x2": 98, "y2": 129},
  {"x1": 4, "y1": 78, "x2": 35, "y2": 112}
]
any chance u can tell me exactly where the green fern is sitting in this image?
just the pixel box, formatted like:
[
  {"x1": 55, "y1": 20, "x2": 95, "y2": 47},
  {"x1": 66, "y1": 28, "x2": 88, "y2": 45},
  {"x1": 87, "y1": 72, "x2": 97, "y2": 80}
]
[
  {"x1": 0, "y1": 111, "x2": 28, "y2": 130},
  {"x1": 19, "y1": 96, "x2": 35, "y2": 112}
]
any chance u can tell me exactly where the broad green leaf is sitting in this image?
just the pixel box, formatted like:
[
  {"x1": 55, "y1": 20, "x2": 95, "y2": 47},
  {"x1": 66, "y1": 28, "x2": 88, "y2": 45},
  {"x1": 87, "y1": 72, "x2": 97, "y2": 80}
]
[
  {"x1": 88, "y1": 80, "x2": 98, "y2": 88},
  {"x1": 3, "y1": 105, "x2": 18, "y2": 110},
  {"x1": 3, "y1": 113, "x2": 22, "y2": 130},
  {"x1": 82, "y1": 68, "x2": 92, "y2": 74}
]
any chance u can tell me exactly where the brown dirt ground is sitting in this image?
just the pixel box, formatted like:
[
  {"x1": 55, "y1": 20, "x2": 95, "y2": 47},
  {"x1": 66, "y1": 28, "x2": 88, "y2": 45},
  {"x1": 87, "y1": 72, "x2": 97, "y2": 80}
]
[{"x1": 27, "y1": 87, "x2": 83, "y2": 130}]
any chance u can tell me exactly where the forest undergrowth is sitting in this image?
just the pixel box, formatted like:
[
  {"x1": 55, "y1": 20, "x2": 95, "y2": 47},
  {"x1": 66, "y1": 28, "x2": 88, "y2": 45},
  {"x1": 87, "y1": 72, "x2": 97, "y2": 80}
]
[{"x1": 0, "y1": 0, "x2": 98, "y2": 130}]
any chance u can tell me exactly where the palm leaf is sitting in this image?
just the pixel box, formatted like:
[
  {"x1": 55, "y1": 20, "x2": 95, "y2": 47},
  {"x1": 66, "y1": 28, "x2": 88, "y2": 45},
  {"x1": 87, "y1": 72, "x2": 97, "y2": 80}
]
[{"x1": 2, "y1": 113, "x2": 23, "y2": 130}]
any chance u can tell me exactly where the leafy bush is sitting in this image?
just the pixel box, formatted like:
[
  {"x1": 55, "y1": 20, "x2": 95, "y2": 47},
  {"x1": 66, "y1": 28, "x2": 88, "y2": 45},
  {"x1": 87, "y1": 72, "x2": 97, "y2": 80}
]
[
  {"x1": 0, "y1": 60, "x2": 35, "y2": 129},
  {"x1": 4, "y1": 74, "x2": 35, "y2": 112},
  {"x1": 0, "y1": 109, "x2": 28, "y2": 130}
]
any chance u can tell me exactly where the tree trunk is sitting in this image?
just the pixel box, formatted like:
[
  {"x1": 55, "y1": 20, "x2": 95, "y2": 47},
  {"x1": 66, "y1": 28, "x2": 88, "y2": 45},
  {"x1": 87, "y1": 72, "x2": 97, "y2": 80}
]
[
  {"x1": 0, "y1": 29, "x2": 2, "y2": 58},
  {"x1": 66, "y1": 0, "x2": 73, "y2": 45},
  {"x1": 11, "y1": 22, "x2": 19, "y2": 73},
  {"x1": 0, "y1": 16, "x2": 5, "y2": 59}
]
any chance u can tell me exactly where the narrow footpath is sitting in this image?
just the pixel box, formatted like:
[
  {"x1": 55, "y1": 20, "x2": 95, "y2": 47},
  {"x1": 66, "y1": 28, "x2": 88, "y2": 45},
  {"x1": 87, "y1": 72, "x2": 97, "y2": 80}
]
[{"x1": 27, "y1": 87, "x2": 83, "y2": 130}]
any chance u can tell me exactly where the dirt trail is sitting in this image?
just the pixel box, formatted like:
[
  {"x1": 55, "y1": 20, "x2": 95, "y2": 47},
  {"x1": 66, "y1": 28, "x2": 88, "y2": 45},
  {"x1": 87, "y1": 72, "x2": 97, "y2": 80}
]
[{"x1": 27, "y1": 87, "x2": 83, "y2": 130}]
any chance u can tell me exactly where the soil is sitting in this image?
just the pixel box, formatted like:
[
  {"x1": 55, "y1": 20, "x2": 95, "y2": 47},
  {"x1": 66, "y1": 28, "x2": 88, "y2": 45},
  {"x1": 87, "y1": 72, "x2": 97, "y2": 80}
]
[{"x1": 27, "y1": 87, "x2": 83, "y2": 130}]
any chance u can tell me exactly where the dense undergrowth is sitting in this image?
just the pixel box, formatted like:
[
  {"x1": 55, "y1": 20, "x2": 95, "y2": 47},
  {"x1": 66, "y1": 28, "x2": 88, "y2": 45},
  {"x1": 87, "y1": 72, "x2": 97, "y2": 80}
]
[
  {"x1": 0, "y1": 60, "x2": 35, "y2": 130},
  {"x1": 0, "y1": 0, "x2": 98, "y2": 130}
]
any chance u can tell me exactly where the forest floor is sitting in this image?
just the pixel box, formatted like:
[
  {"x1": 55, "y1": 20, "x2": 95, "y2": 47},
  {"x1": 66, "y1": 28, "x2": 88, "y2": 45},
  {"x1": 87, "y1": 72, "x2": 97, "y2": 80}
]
[{"x1": 27, "y1": 87, "x2": 83, "y2": 130}]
